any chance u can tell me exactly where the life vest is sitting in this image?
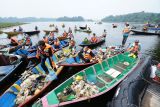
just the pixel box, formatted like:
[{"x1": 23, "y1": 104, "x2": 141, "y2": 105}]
[
  {"x1": 26, "y1": 38, "x2": 31, "y2": 45},
  {"x1": 123, "y1": 27, "x2": 130, "y2": 33},
  {"x1": 83, "y1": 49, "x2": 92, "y2": 60},
  {"x1": 91, "y1": 37, "x2": 97, "y2": 43},
  {"x1": 36, "y1": 43, "x2": 54, "y2": 59},
  {"x1": 133, "y1": 45, "x2": 139, "y2": 52}
]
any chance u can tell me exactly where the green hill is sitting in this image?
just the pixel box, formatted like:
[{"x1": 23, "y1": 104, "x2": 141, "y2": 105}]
[{"x1": 101, "y1": 11, "x2": 160, "y2": 23}]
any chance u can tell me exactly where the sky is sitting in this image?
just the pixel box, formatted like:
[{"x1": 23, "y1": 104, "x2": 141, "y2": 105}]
[{"x1": 0, "y1": 0, "x2": 160, "y2": 20}]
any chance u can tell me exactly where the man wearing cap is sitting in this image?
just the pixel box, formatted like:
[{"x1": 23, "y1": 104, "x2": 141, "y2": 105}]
[{"x1": 128, "y1": 40, "x2": 141, "y2": 58}]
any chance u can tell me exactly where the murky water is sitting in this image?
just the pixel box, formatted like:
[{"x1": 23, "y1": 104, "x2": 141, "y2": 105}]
[{"x1": 0, "y1": 22, "x2": 159, "y2": 61}]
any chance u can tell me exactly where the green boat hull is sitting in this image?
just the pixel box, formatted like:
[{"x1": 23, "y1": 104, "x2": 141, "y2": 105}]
[{"x1": 32, "y1": 52, "x2": 139, "y2": 107}]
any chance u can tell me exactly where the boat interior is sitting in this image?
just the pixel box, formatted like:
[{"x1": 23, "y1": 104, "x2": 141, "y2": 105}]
[
  {"x1": 0, "y1": 54, "x2": 19, "y2": 80},
  {"x1": 45, "y1": 52, "x2": 137, "y2": 105},
  {"x1": 141, "y1": 61, "x2": 160, "y2": 107}
]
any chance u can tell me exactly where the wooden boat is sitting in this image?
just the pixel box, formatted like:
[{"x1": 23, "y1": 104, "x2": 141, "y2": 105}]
[
  {"x1": 79, "y1": 38, "x2": 105, "y2": 48},
  {"x1": 97, "y1": 22, "x2": 102, "y2": 24},
  {"x1": 43, "y1": 30, "x2": 58, "y2": 35},
  {"x1": 82, "y1": 29, "x2": 92, "y2": 33},
  {"x1": 58, "y1": 55, "x2": 97, "y2": 67},
  {"x1": 148, "y1": 27, "x2": 160, "y2": 30},
  {"x1": 0, "y1": 53, "x2": 64, "y2": 107},
  {"x1": 25, "y1": 40, "x2": 69, "y2": 59},
  {"x1": 0, "y1": 45, "x2": 37, "y2": 54},
  {"x1": 57, "y1": 36, "x2": 70, "y2": 41},
  {"x1": 109, "y1": 56, "x2": 160, "y2": 107},
  {"x1": 0, "y1": 31, "x2": 3, "y2": 34},
  {"x1": 131, "y1": 30, "x2": 160, "y2": 36},
  {"x1": 79, "y1": 26, "x2": 87, "y2": 30},
  {"x1": 0, "y1": 45, "x2": 7, "y2": 50},
  {"x1": 23, "y1": 30, "x2": 40, "y2": 36},
  {"x1": 74, "y1": 29, "x2": 92, "y2": 33},
  {"x1": 58, "y1": 45, "x2": 124, "y2": 68},
  {"x1": 112, "y1": 24, "x2": 117, "y2": 28},
  {"x1": 4, "y1": 32, "x2": 22, "y2": 37},
  {"x1": 0, "y1": 54, "x2": 27, "y2": 94},
  {"x1": 32, "y1": 52, "x2": 140, "y2": 107},
  {"x1": 49, "y1": 24, "x2": 54, "y2": 27},
  {"x1": 74, "y1": 29, "x2": 81, "y2": 32}
]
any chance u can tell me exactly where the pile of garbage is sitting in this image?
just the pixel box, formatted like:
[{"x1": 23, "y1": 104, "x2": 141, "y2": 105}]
[
  {"x1": 57, "y1": 75, "x2": 99, "y2": 102},
  {"x1": 15, "y1": 71, "x2": 47, "y2": 105}
]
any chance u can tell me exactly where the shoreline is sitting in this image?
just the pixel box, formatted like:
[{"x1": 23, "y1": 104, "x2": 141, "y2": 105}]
[{"x1": 0, "y1": 22, "x2": 27, "y2": 32}]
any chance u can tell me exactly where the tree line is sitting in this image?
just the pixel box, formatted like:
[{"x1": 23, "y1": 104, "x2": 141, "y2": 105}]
[{"x1": 101, "y1": 11, "x2": 160, "y2": 23}]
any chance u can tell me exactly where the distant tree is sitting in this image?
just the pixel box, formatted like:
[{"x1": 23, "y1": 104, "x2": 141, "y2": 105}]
[{"x1": 101, "y1": 12, "x2": 160, "y2": 23}]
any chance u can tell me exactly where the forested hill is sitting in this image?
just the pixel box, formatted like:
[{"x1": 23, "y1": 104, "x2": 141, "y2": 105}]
[
  {"x1": 56, "y1": 16, "x2": 85, "y2": 21},
  {"x1": 101, "y1": 11, "x2": 160, "y2": 23},
  {"x1": 0, "y1": 16, "x2": 85, "y2": 22}
]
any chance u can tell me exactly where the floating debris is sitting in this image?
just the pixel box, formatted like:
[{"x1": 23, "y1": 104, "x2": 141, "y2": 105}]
[{"x1": 57, "y1": 75, "x2": 99, "y2": 102}]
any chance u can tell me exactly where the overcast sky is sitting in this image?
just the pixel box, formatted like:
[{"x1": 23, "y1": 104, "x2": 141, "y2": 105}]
[{"x1": 0, "y1": 0, "x2": 160, "y2": 19}]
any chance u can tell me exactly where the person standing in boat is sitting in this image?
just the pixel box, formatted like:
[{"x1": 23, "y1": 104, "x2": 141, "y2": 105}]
[
  {"x1": 54, "y1": 38, "x2": 61, "y2": 51},
  {"x1": 36, "y1": 40, "x2": 57, "y2": 74},
  {"x1": 68, "y1": 31, "x2": 74, "y2": 40},
  {"x1": 122, "y1": 23, "x2": 130, "y2": 47},
  {"x1": 48, "y1": 31, "x2": 55, "y2": 44},
  {"x1": 74, "y1": 25, "x2": 77, "y2": 31},
  {"x1": 18, "y1": 26, "x2": 23, "y2": 32},
  {"x1": 68, "y1": 27, "x2": 72, "y2": 33},
  {"x1": 78, "y1": 46, "x2": 95, "y2": 63},
  {"x1": 63, "y1": 31, "x2": 68, "y2": 37},
  {"x1": 91, "y1": 33, "x2": 98, "y2": 43},
  {"x1": 55, "y1": 26, "x2": 58, "y2": 31},
  {"x1": 35, "y1": 26, "x2": 38, "y2": 31},
  {"x1": 102, "y1": 29, "x2": 107, "y2": 37},
  {"x1": 69, "y1": 40, "x2": 76, "y2": 55}
]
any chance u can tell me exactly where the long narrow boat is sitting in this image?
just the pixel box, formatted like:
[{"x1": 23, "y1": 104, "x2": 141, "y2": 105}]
[
  {"x1": 0, "y1": 31, "x2": 3, "y2": 34},
  {"x1": 0, "y1": 53, "x2": 64, "y2": 107},
  {"x1": 0, "y1": 54, "x2": 27, "y2": 94},
  {"x1": 43, "y1": 30, "x2": 58, "y2": 35},
  {"x1": 32, "y1": 52, "x2": 140, "y2": 107},
  {"x1": 4, "y1": 32, "x2": 22, "y2": 37},
  {"x1": 57, "y1": 36, "x2": 69, "y2": 41},
  {"x1": 109, "y1": 57, "x2": 160, "y2": 107},
  {"x1": 58, "y1": 46, "x2": 123, "y2": 68},
  {"x1": 82, "y1": 29, "x2": 92, "y2": 33},
  {"x1": 79, "y1": 26, "x2": 87, "y2": 30},
  {"x1": 131, "y1": 30, "x2": 160, "y2": 36},
  {"x1": 74, "y1": 29, "x2": 92, "y2": 34},
  {"x1": 0, "y1": 45, "x2": 37, "y2": 54},
  {"x1": 23, "y1": 30, "x2": 40, "y2": 36},
  {"x1": 58, "y1": 55, "x2": 97, "y2": 67},
  {"x1": 148, "y1": 27, "x2": 160, "y2": 30},
  {"x1": 79, "y1": 38, "x2": 105, "y2": 48}
]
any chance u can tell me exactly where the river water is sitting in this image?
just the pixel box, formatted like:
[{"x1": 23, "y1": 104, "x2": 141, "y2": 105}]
[
  {"x1": 0, "y1": 22, "x2": 160, "y2": 61},
  {"x1": 0, "y1": 22, "x2": 160, "y2": 106}
]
